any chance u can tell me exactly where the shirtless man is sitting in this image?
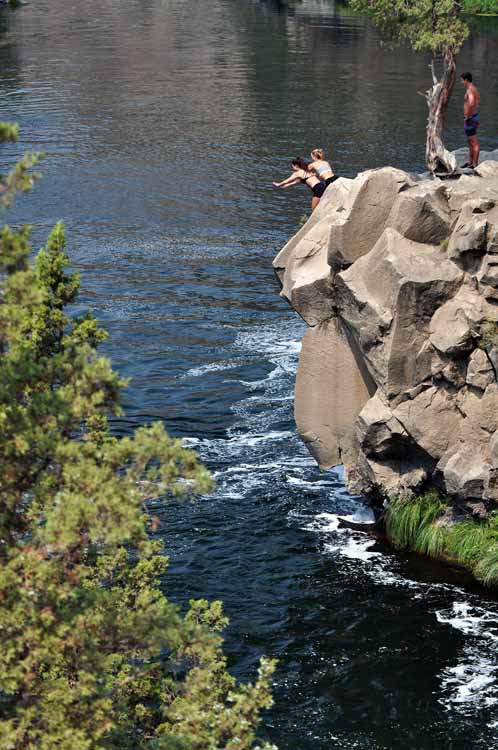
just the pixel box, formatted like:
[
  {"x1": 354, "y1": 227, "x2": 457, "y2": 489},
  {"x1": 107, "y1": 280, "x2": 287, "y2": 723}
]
[{"x1": 461, "y1": 72, "x2": 481, "y2": 168}]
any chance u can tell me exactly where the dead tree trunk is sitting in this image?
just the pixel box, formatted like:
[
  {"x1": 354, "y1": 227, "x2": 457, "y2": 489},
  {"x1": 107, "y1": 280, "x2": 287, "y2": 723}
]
[{"x1": 425, "y1": 47, "x2": 457, "y2": 175}]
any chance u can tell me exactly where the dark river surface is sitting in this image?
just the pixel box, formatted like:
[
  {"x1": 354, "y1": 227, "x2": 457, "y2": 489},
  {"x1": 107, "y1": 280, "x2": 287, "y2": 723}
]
[{"x1": 2, "y1": 0, "x2": 498, "y2": 747}]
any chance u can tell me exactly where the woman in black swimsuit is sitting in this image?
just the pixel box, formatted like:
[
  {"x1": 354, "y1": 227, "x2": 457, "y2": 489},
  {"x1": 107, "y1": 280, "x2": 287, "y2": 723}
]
[{"x1": 272, "y1": 157, "x2": 326, "y2": 212}]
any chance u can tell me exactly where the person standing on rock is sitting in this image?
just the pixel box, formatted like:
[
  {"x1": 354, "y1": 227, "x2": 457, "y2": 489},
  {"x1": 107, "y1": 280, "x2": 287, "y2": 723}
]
[
  {"x1": 272, "y1": 157, "x2": 326, "y2": 211},
  {"x1": 308, "y1": 148, "x2": 339, "y2": 188},
  {"x1": 461, "y1": 72, "x2": 480, "y2": 169}
]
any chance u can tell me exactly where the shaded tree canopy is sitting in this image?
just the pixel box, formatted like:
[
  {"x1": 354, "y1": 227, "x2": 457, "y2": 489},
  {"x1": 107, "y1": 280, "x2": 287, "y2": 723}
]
[
  {"x1": 350, "y1": 0, "x2": 471, "y2": 173},
  {"x1": 350, "y1": 0, "x2": 469, "y2": 52}
]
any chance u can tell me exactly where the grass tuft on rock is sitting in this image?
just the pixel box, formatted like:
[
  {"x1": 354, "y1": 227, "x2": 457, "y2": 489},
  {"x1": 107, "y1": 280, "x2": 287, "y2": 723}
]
[
  {"x1": 475, "y1": 544, "x2": 498, "y2": 585},
  {"x1": 384, "y1": 494, "x2": 498, "y2": 587},
  {"x1": 385, "y1": 490, "x2": 447, "y2": 551}
]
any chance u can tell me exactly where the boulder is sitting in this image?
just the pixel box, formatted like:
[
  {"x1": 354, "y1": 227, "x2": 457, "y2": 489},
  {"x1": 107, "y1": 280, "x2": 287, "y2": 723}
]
[
  {"x1": 466, "y1": 348, "x2": 495, "y2": 390},
  {"x1": 361, "y1": 455, "x2": 430, "y2": 499},
  {"x1": 294, "y1": 319, "x2": 374, "y2": 470},
  {"x1": 446, "y1": 198, "x2": 492, "y2": 263},
  {"x1": 327, "y1": 167, "x2": 413, "y2": 272},
  {"x1": 457, "y1": 383, "x2": 498, "y2": 436},
  {"x1": 486, "y1": 343, "x2": 498, "y2": 377},
  {"x1": 490, "y1": 430, "x2": 498, "y2": 469},
  {"x1": 441, "y1": 447, "x2": 491, "y2": 500},
  {"x1": 429, "y1": 283, "x2": 487, "y2": 356},
  {"x1": 477, "y1": 255, "x2": 498, "y2": 300},
  {"x1": 272, "y1": 179, "x2": 353, "y2": 324},
  {"x1": 387, "y1": 181, "x2": 450, "y2": 245},
  {"x1": 393, "y1": 386, "x2": 461, "y2": 460},
  {"x1": 475, "y1": 160, "x2": 498, "y2": 179},
  {"x1": 431, "y1": 349, "x2": 467, "y2": 388},
  {"x1": 273, "y1": 157, "x2": 498, "y2": 507},
  {"x1": 445, "y1": 174, "x2": 498, "y2": 219},
  {"x1": 336, "y1": 228, "x2": 463, "y2": 397},
  {"x1": 429, "y1": 304, "x2": 473, "y2": 355},
  {"x1": 356, "y1": 393, "x2": 407, "y2": 458}
]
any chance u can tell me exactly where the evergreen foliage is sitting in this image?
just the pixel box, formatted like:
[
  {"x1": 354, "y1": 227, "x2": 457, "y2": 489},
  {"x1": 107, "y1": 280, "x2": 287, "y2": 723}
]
[
  {"x1": 385, "y1": 492, "x2": 498, "y2": 587},
  {"x1": 0, "y1": 121, "x2": 42, "y2": 208},
  {"x1": 0, "y1": 124, "x2": 277, "y2": 750}
]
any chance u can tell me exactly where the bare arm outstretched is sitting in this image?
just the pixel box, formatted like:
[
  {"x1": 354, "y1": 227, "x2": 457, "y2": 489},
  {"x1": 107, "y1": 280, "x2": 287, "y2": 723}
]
[{"x1": 272, "y1": 171, "x2": 303, "y2": 188}]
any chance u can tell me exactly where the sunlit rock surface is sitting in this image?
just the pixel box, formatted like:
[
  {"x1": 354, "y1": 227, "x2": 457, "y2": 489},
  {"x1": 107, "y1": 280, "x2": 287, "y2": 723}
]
[{"x1": 274, "y1": 154, "x2": 498, "y2": 508}]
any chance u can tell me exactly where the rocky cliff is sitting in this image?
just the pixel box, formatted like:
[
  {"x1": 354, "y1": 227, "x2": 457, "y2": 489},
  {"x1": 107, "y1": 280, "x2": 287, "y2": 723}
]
[{"x1": 274, "y1": 154, "x2": 498, "y2": 514}]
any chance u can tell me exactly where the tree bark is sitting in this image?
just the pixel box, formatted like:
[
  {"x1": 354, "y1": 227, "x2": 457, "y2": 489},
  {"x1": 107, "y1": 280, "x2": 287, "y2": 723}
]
[{"x1": 425, "y1": 47, "x2": 457, "y2": 175}]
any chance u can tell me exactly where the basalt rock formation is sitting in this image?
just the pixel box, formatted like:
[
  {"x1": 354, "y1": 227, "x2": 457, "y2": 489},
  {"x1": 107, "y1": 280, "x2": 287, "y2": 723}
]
[{"x1": 274, "y1": 152, "x2": 498, "y2": 513}]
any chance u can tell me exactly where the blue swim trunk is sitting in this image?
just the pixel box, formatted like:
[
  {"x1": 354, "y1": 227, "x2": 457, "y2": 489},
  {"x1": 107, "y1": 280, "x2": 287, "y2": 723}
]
[{"x1": 464, "y1": 112, "x2": 480, "y2": 137}]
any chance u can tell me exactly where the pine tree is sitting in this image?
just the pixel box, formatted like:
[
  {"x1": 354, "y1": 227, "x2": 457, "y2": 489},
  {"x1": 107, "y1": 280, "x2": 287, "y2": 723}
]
[
  {"x1": 0, "y1": 125, "x2": 277, "y2": 750},
  {"x1": 350, "y1": 0, "x2": 470, "y2": 174}
]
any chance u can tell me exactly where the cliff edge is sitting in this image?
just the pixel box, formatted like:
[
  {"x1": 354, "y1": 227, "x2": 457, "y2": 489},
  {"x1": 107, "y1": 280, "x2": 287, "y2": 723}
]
[{"x1": 274, "y1": 155, "x2": 498, "y2": 515}]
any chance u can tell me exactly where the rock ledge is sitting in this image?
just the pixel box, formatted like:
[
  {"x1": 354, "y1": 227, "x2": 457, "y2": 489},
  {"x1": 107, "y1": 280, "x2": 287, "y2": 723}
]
[{"x1": 274, "y1": 154, "x2": 498, "y2": 512}]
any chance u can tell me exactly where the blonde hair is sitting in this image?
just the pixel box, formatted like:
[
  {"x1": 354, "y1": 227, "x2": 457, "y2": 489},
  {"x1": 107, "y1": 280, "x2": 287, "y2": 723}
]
[{"x1": 311, "y1": 148, "x2": 324, "y2": 160}]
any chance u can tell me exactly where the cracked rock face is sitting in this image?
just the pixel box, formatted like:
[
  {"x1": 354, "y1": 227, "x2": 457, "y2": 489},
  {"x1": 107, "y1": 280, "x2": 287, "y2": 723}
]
[{"x1": 273, "y1": 159, "x2": 498, "y2": 505}]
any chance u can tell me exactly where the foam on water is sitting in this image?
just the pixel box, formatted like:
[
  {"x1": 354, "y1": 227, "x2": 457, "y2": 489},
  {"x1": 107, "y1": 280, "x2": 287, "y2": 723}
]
[
  {"x1": 439, "y1": 651, "x2": 498, "y2": 711},
  {"x1": 180, "y1": 319, "x2": 314, "y2": 502},
  {"x1": 186, "y1": 315, "x2": 498, "y2": 737},
  {"x1": 434, "y1": 601, "x2": 498, "y2": 717},
  {"x1": 436, "y1": 602, "x2": 498, "y2": 641}
]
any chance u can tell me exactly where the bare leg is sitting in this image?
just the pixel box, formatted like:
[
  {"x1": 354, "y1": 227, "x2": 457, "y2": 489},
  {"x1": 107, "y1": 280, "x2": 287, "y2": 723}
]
[
  {"x1": 467, "y1": 135, "x2": 480, "y2": 167},
  {"x1": 311, "y1": 196, "x2": 320, "y2": 211},
  {"x1": 471, "y1": 135, "x2": 480, "y2": 167},
  {"x1": 467, "y1": 136, "x2": 472, "y2": 166}
]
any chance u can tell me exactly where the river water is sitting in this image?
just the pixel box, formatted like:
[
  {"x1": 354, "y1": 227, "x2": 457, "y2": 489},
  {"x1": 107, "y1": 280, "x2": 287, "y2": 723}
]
[{"x1": 2, "y1": 1, "x2": 498, "y2": 747}]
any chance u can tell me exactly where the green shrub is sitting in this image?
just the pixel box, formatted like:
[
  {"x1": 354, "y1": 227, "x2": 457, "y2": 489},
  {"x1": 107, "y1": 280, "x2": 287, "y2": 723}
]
[
  {"x1": 384, "y1": 490, "x2": 448, "y2": 551},
  {"x1": 385, "y1": 493, "x2": 498, "y2": 588},
  {"x1": 475, "y1": 544, "x2": 498, "y2": 585}
]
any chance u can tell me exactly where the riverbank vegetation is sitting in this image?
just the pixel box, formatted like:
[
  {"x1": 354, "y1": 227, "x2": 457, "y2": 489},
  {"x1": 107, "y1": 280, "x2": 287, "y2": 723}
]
[
  {"x1": 0, "y1": 125, "x2": 276, "y2": 750},
  {"x1": 461, "y1": 0, "x2": 498, "y2": 13},
  {"x1": 339, "y1": 0, "x2": 498, "y2": 15},
  {"x1": 385, "y1": 492, "x2": 498, "y2": 587}
]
